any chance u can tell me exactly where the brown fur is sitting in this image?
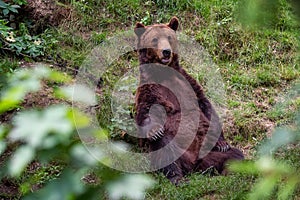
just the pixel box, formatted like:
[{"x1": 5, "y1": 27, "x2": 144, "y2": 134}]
[{"x1": 134, "y1": 17, "x2": 244, "y2": 185}]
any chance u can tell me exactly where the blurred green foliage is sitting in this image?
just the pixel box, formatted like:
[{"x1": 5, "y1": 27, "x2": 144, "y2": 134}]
[
  {"x1": 229, "y1": 1, "x2": 300, "y2": 198},
  {"x1": 0, "y1": 65, "x2": 155, "y2": 199},
  {"x1": 230, "y1": 115, "x2": 300, "y2": 199}
]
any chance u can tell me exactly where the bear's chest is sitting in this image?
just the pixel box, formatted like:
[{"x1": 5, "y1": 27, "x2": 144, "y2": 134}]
[{"x1": 139, "y1": 65, "x2": 199, "y2": 113}]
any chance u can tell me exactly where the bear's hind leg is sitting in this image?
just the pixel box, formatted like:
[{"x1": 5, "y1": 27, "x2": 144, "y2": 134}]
[{"x1": 195, "y1": 148, "x2": 244, "y2": 175}]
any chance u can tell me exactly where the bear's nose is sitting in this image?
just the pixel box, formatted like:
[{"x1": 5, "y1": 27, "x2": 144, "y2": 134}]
[{"x1": 162, "y1": 49, "x2": 171, "y2": 57}]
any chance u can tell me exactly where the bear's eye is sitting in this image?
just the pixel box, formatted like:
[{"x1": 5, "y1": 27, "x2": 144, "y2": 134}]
[
  {"x1": 167, "y1": 36, "x2": 172, "y2": 41},
  {"x1": 152, "y1": 38, "x2": 158, "y2": 43}
]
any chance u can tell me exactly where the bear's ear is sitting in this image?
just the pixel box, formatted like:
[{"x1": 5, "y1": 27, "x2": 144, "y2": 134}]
[
  {"x1": 134, "y1": 22, "x2": 146, "y2": 37},
  {"x1": 168, "y1": 17, "x2": 179, "y2": 31}
]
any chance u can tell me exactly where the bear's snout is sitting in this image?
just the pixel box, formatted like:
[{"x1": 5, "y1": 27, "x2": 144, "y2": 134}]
[
  {"x1": 162, "y1": 49, "x2": 172, "y2": 58},
  {"x1": 160, "y1": 48, "x2": 173, "y2": 64}
]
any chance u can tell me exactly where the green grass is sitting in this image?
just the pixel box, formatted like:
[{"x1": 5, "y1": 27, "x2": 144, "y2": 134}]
[
  {"x1": 146, "y1": 172, "x2": 256, "y2": 200},
  {"x1": 144, "y1": 145, "x2": 300, "y2": 199},
  {"x1": 19, "y1": 163, "x2": 63, "y2": 196},
  {"x1": 54, "y1": 0, "x2": 299, "y2": 198},
  {"x1": 0, "y1": 57, "x2": 19, "y2": 90},
  {"x1": 1, "y1": 0, "x2": 299, "y2": 199}
]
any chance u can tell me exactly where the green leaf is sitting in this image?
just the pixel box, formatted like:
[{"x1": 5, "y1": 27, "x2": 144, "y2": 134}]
[
  {"x1": 259, "y1": 128, "x2": 296, "y2": 156},
  {"x1": 256, "y1": 157, "x2": 290, "y2": 174},
  {"x1": 0, "y1": 66, "x2": 61, "y2": 113},
  {"x1": 67, "y1": 109, "x2": 90, "y2": 128},
  {"x1": 0, "y1": 141, "x2": 6, "y2": 155},
  {"x1": 12, "y1": 0, "x2": 27, "y2": 5},
  {"x1": 3, "y1": 8, "x2": 9, "y2": 15},
  {"x1": 8, "y1": 6, "x2": 19, "y2": 13},
  {"x1": 107, "y1": 174, "x2": 155, "y2": 200},
  {"x1": 23, "y1": 168, "x2": 85, "y2": 200},
  {"x1": 0, "y1": 124, "x2": 7, "y2": 138},
  {"x1": 0, "y1": 85, "x2": 32, "y2": 113},
  {"x1": 11, "y1": 5, "x2": 21, "y2": 9},
  {"x1": 236, "y1": 0, "x2": 281, "y2": 29},
  {"x1": 48, "y1": 70, "x2": 71, "y2": 83},
  {"x1": 71, "y1": 144, "x2": 104, "y2": 166},
  {"x1": 248, "y1": 176, "x2": 277, "y2": 200},
  {"x1": 228, "y1": 160, "x2": 259, "y2": 174},
  {"x1": 93, "y1": 129, "x2": 109, "y2": 141},
  {"x1": 277, "y1": 177, "x2": 299, "y2": 200},
  {"x1": 9, "y1": 145, "x2": 35, "y2": 177},
  {"x1": 9, "y1": 105, "x2": 73, "y2": 148},
  {"x1": 0, "y1": 1, "x2": 8, "y2": 7},
  {"x1": 58, "y1": 84, "x2": 97, "y2": 105}
]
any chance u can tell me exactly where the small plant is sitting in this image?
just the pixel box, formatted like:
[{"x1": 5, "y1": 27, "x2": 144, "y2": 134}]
[
  {"x1": 0, "y1": 57, "x2": 19, "y2": 90},
  {"x1": 0, "y1": 0, "x2": 20, "y2": 16},
  {"x1": 1, "y1": 27, "x2": 58, "y2": 58}
]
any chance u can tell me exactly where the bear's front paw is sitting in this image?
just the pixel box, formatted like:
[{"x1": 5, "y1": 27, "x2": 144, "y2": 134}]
[{"x1": 147, "y1": 124, "x2": 164, "y2": 141}]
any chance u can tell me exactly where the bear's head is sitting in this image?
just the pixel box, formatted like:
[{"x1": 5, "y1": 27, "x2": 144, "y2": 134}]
[{"x1": 135, "y1": 17, "x2": 179, "y2": 66}]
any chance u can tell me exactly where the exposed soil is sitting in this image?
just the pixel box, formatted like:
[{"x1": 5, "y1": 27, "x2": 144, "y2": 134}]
[
  {"x1": 0, "y1": 143, "x2": 19, "y2": 199},
  {"x1": 0, "y1": 178, "x2": 19, "y2": 199},
  {"x1": 21, "y1": 0, "x2": 71, "y2": 33},
  {"x1": 223, "y1": 111, "x2": 275, "y2": 159}
]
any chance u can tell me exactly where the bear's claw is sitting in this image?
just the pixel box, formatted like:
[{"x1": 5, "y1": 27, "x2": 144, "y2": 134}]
[
  {"x1": 150, "y1": 127, "x2": 164, "y2": 141},
  {"x1": 217, "y1": 145, "x2": 230, "y2": 152},
  {"x1": 213, "y1": 141, "x2": 231, "y2": 152}
]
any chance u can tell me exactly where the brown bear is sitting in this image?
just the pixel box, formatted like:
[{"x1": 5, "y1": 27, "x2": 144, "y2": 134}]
[{"x1": 134, "y1": 17, "x2": 244, "y2": 185}]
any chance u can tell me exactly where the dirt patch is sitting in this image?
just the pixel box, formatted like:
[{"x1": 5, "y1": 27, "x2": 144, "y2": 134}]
[
  {"x1": 21, "y1": 0, "x2": 71, "y2": 32},
  {"x1": 0, "y1": 81, "x2": 66, "y2": 124},
  {"x1": 23, "y1": 82, "x2": 64, "y2": 108},
  {"x1": 0, "y1": 178, "x2": 19, "y2": 199},
  {"x1": 223, "y1": 110, "x2": 276, "y2": 159},
  {"x1": 0, "y1": 143, "x2": 19, "y2": 199}
]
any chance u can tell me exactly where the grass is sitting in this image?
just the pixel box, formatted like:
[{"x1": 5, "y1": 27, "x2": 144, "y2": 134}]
[
  {"x1": 49, "y1": 0, "x2": 300, "y2": 197},
  {"x1": 146, "y1": 173, "x2": 256, "y2": 200},
  {"x1": 145, "y1": 145, "x2": 300, "y2": 200},
  {"x1": 56, "y1": 0, "x2": 299, "y2": 198},
  {"x1": 0, "y1": 57, "x2": 20, "y2": 93},
  {"x1": 1, "y1": 0, "x2": 299, "y2": 199}
]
